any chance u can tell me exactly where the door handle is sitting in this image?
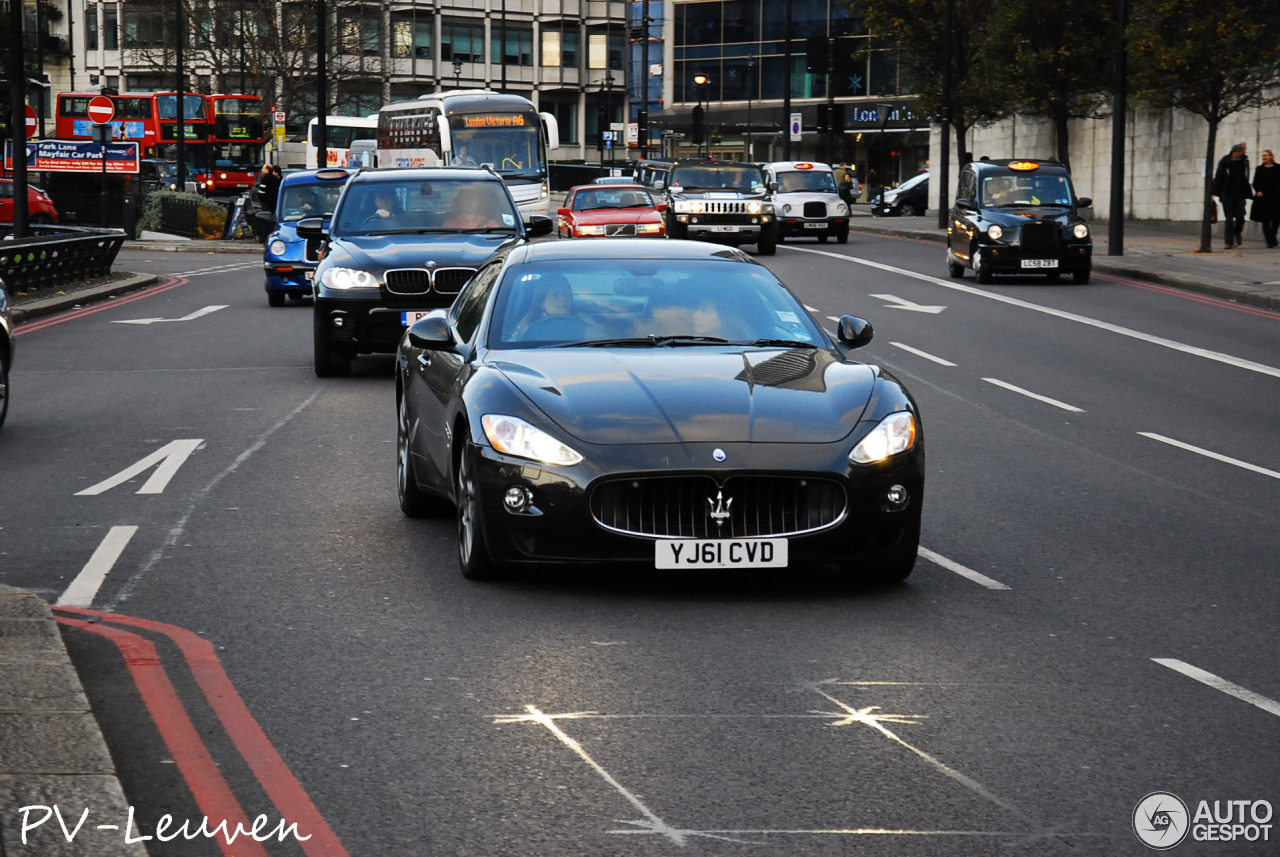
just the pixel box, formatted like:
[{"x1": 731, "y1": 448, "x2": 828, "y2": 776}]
[{"x1": 417, "y1": 353, "x2": 430, "y2": 367}]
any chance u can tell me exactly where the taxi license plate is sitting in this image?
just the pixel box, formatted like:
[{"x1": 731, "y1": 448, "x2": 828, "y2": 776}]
[
  {"x1": 803, "y1": 222, "x2": 826, "y2": 229},
  {"x1": 402, "y1": 311, "x2": 432, "y2": 326},
  {"x1": 711, "y1": 225, "x2": 740, "y2": 233},
  {"x1": 1021, "y1": 259, "x2": 1058, "y2": 269},
  {"x1": 654, "y1": 538, "x2": 788, "y2": 569}
]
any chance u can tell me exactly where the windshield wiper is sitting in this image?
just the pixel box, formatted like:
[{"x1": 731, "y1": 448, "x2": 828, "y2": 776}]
[
  {"x1": 551, "y1": 335, "x2": 730, "y2": 348},
  {"x1": 739, "y1": 338, "x2": 819, "y2": 349}
]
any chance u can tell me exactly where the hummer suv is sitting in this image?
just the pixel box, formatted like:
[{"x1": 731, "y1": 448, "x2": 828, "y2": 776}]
[{"x1": 659, "y1": 159, "x2": 778, "y2": 255}]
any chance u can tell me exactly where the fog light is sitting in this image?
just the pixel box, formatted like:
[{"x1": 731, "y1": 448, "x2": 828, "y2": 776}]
[
  {"x1": 332, "y1": 316, "x2": 344, "y2": 328},
  {"x1": 503, "y1": 485, "x2": 532, "y2": 513},
  {"x1": 885, "y1": 484, "x2": 909, "y2": 509}
]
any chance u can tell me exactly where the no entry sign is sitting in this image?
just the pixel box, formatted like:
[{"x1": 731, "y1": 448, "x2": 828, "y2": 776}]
[
  {"x1": 24, "y1": 105, "x2": 36, "y2": 138},
  {"x1": 88, "y1": 95, "x2": 116, "y2": 124}
]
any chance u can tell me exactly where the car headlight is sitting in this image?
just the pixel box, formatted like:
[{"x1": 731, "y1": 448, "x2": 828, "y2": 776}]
[
  {"x1": 689, "y1": 200, "x2": 705, "y2": 214},
  {"x1": 782, "y1": 203, "x2": 792, "y2": 214},
  {"x1": 673, "y1": 201, "x2": 692, "y2": 214},
  {"x1": 321, "y1": 266, "x2": 376, "y2": 289},
  {"x1": 836, "y1": 203, "x2": 848, "y2": 215},
  {"x1": 637, "y1": 223, "x2": 663, "y2": 234},
  {"x1": 1073, "y1": 223, "x2": 1089, "y2": 239},
  {"x1": 576, "y1": 224, "x2": 607, "y2": 236},
  {"x1": 745, "y1": 201, "x2": 762, "y2": 215},
  {"x1": 849, "y1": 412, "x2": 917, "y2": 464},
  {"x1": 269, "y1": 239, "x2": 288, "y2": 256},
  {"x1": 482, "y1": 414, "x2": 584, "y2": 466},
  {"x1": 219, "y1": 172, "x2": 228, "y2": 179},
  {"x1": 987, "y1": 224, "x2": 1004, "y2": 241}
]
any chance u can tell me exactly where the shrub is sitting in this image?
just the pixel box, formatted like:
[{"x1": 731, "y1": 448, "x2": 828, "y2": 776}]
[{"x1": 137, "y1": 190, "x2": 229, "y2": 239}]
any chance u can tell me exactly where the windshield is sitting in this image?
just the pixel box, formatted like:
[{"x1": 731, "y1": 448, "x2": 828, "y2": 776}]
[
  {"x1": 776, "y1": 171, "x2": 837, "y2": 193},
  {"x1": 489, "y1": 259, "x2": 825, "y2": 348},
  {"x1": 670, "y1": 165, "x2": 766, "y2": 193},
  {"x1": 571, "y1": 188, "x2": 654, "y2": 210},
  {"x1": 332, "y1": 179, "x2": 520, "y2": 236},
  {"x1": 449, "y1": 114, "x2": 545, "y2": 181},
  {"x1": 156, "y1": 94, "x2": 206, "y2": 121},
  {"x1": 210, "y1": 143, "x2": 263, "y2": 171},
  {"x1": 279, "y1": 182, "x2": 347, "y2": 222},
  {"x1": 981, "y1": 171, "x2": 1072, "y2": 206}
]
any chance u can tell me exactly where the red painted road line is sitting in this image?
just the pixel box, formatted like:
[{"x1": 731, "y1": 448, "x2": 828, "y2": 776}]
[
  {"x1": 54, "y1": 614, "x2": 272, "y2": 857},
  {"x1": 1096, "y1": 272, "x2": 1280, "y2": 320},
  {"x1": 15, "y1": 276, "x2": 187, "y2": 335},
  {"x1": 57, "y1": 607, "x2": 350, "y2": 857}
]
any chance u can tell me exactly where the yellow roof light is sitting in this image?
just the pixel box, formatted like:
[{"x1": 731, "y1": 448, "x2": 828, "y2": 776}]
[{"x1": 1009, "y1": 161, "x2": 1040, "y2": 171}]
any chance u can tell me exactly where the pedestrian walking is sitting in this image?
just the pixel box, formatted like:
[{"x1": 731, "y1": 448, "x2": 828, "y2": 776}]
[
  {"x1": 261, "y1": 164, "x2": 282, "y2": 214},
  {"x1": 1250, "y1": 148, "x2": 1280, "y2": 248},
  {"x1": 1212, "y1": 142, "x2": 1252, "y2": 249}
]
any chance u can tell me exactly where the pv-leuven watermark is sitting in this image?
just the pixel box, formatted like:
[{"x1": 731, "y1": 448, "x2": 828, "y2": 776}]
[
  {"x1": 15, "y1": 805, "x2": 311, "y2": 846},
  {"x1": 1134, "y1": 791, "x2": 1273, "y2": 849}
]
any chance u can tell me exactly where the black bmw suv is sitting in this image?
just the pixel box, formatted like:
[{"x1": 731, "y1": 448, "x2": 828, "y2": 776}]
[
  {"x1": 946, "y1": 159, "x2": 1093, "y2": 284},
  {"x1": 301, "y1": 166, "x2": 553, "y2": 376},
  {"x1": 660, "y1": 159, "x2": 778, "y2": 255}
]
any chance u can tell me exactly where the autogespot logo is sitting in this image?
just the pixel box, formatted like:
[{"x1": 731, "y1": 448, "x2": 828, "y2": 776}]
[{"x1": 1134, "y1": 792, "x2": 1190, "y2": 850}]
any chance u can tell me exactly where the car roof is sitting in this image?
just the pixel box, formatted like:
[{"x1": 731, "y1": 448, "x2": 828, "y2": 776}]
[
  {"x1": 970, "y1": 159, "x2": 1068, "y2": 172},
  {"x1": 280, "y1": 167, "x2": 355, "y2": 187},
  {"x1": 767, "y1": 161, "x2": 835, "y2": 172},
  {"x1": 508, "y1": 238, "x2": 754, "y2": 265},
  {"x1": 350, "y1": 166, "x2": 503, "y2": 184},
  {"x1": 570, "y1": 183, "x2": 647, "y2": 192}
]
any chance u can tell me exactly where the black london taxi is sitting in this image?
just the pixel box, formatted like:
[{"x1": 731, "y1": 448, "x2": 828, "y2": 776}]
[{"x1": 946, "y1": 159, "x2": 1093, "y2": 284}]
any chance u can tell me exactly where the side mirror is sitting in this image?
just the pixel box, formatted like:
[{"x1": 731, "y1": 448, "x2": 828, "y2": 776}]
[
  {"x1": 955, "y1": 197, "x2": 977, "y2": 211},
  {"x1": 1076, "y1": 197, "x2": 1092, "y2": 208},
  {"x1": 768, "y1": 181, "x2": 779, "y2": 194},
  {"x1": 525, "y1": 215, "x2": 555, "y2": 237},
  {"x1": 836, "y1": 315, "x2": 874, "y2": 349},
  {"x1": 253, "y1": 210, "x2": 275, "y2": 226},
  {"x1": 295, "y1": 217, "x2": 327, "y2": 239},
  {"x1": 407, "y1": 312, "x2": 453, "y2": 350},
  {"x1": 656, "y1": 202, "x2": 668, "y2": 213},
  {"x1": 556, "y1": 208, "x2": 570, "y2": 218}
]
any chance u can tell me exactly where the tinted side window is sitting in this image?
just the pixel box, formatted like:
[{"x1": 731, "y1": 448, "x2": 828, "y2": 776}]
[{"x1": 451, "y1": 262, "x2": 502, "y2": 343}]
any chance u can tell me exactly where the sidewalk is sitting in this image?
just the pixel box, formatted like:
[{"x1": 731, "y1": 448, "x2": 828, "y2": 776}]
[{"x1": 846, "y1": 211, "x2": 1280, "y2": 310}]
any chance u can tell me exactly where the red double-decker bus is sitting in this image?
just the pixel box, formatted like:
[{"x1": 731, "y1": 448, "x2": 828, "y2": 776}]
[
  {"x1": 204, "y1": 94, "x2": 266, "y2": 193},
  {"x1": 54, "y1": 92, "x2": 162, "y2": 155}
]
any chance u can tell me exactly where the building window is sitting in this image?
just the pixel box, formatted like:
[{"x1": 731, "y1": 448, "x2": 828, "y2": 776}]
[
  {"x1": 392, "y1": 13, "x2": 432, "y2": 59},
  {"x1": 339, "y1": 12, "x2": 380, "y2": 56},
  {"x1": 544, "y1": 100, "x2": 577, "y2": 143},
  {"x1": 546, "y1": 27, "x2": 580, "y2": 68},
  {"x1": 441, "y1": 22, "x2": 485, "y2": 63},
  {"x1": 86, "y1": 6, "x2": 98, "y2": 51},
  {"x1": 104, "y1": 6, "x2": 119, "y2": 50},
  {"x1": 588, "y1": 32, "x2": 623, "y2": 70},
  {"x1": 542, "y1": 30, "x2": 561, "y2": 67},
  {"x1": 123, "y1": 6, "x2": 166, "y2": 49},
  {"x1": 491, "y1": 28, "x2": 533, "y2": 66}
]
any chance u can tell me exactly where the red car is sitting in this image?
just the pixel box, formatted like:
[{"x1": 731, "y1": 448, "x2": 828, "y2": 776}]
[
  {"x1": 0, "y1": 180, "x2": 59, "y2": 225},
  {"x1": 557, "y1": 183, "x2": 665, "y2": 238}
]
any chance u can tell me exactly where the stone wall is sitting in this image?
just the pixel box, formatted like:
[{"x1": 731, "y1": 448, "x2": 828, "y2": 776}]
[{"x1": 928, "y1": 86, "x2": 1280, "y2": 223}]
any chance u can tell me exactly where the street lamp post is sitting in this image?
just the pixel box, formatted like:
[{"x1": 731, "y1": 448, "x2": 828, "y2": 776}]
[
  {"x1": 453, "y1": 57, "x2": 463, "y2": 89},
  {"x1": 603, "y1": 71, "x2": 615, "y2": 166},
  {"x1": 746, "y1": 55, "x2": 755, "y2": 162},
  {"x1": 692, "y1": 74, "x2": 710, "y2": 157}
]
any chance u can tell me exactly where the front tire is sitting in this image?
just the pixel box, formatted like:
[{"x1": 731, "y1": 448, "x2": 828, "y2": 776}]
[
  {"x1": 666, "y1": 214, "x2": 687, "y2": 240},
  {"x1": 842, "y1": 512, "x2": 920, "y2": 585},
  {"x1": 397, "y1": 393, "x2": 447, "y2": 517},
  {"x1": 973, "y1": 247, "x2": 993, "y2": 284},
  {"x1": 267, "y1": 290, "x2": 285, "y2": 307},
  {"x1": 899, "y1": 202, "x2": 921, "y2": 217},
  {"x1": 313, "y1": 315, "x2": 351, "y2": 377},
  {"x1": 836, "y1": 226, "x2": 849, "y2": 244},
  {"x1": 456, "y1": 441, "x2": 500, "y2": 580},
  {"x1": 1073, "y1": 267, "x2": 1092, "y2": 284},
  {"x1": 756, "y1": 226, "x2": 778, "y2": 256},
  {"x1": 0, "y1": 353, "x2": 9, "y2": 430}
]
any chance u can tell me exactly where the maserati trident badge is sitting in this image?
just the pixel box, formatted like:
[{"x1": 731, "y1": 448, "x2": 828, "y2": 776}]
[
  {"x1": 707, "y1": 490, "x2": 733, "y2": 527},
  {"x1": 712, "y1": 448, "x2": 727, "y2": 462}
]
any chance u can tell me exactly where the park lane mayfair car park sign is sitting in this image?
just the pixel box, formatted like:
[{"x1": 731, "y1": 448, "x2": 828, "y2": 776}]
[{"x1": 4, "y1": 139, "x2": 140, "y2": 174}]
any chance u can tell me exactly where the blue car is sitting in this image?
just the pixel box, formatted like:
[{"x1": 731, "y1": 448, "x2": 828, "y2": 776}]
[{"x1": 262, "y1": 168, "x2": 355, "y2": 307}]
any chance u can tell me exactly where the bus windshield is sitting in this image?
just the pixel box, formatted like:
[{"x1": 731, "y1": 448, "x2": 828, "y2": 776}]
[
  {"x1": 157, "y1": 94, "x2": 206, "y2": 121},
  {"x1": 449, "y1": 115, "x2": 544, "y2": 182},
  {"x1": 210, "y1": 143, "x2": 263, "y2": 170}
]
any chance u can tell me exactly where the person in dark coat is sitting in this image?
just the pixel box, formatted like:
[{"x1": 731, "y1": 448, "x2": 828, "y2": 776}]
[
  {"x1": 260, "y1": 165, "x2": 282, "y2": 214},
  {"x1": 1212, "y1": 142, "x2": 1252, "y2": 249},
  {"x1": 1250, "y1": 148, "x2": 1280, "y2": 248}
]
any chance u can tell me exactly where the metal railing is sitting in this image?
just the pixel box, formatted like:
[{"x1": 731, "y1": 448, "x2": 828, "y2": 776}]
[
  {"x1": 0, "y1": 226, "x2": 126, "y2": 293},
  {"x1": 160, "y1": 197, "x2": 201, "y2": 238}
]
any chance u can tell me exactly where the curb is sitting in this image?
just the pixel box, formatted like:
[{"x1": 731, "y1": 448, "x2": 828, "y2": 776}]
[
  {"x1": 847, "y1": 221, "x2": 1280, "y2": 312},
  {"x1": 0, "y1": 585, "x2": 147, "y2": 857},
  {"x1": 11, "y1": 274, "x2": 161, "y2": 325}
]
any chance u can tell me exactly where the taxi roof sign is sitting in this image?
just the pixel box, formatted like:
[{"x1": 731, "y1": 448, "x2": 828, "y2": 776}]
[
  {"x1": 1009, "y1": 161, "x2": 1041, "y2": 171},
  {"x1": 315, "y1": 168, "x2": 351, "y2": 180},
  {"x1": 795, "y1": 163, "x2": 814, "y2": 169}
]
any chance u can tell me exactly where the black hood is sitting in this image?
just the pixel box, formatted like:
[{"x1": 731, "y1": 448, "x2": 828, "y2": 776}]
[
  {"x1": 492, "y1": 347, "x2": 876, "y2": 445},
  {"x1": 326, "y1": 232, "x2": 521, "y2": 272},
  {"x1": 979, "y1": 206, "x2": 1079, "y2": 228}
]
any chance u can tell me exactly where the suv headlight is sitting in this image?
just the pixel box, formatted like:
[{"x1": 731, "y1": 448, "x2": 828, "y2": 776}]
[
  {"x1": 1073, "y1": 223, "x2": 1089, "y2": 239},
  {"x1": 745, "y1": 201, "x2": 762, "y2": 215},
  {"x1": 321, "y1": 267, "x2": 376, "y2": 289},
  {"x1": 987, "y1": 224, "x2": 1004, "y2": 241},
  {"x1": 849, "y1": 412, "x2": 917, "y2": 464},
  {"x1": 674, "y1": 200, "x2": 692, "y2": 214},
  {"x1": 482, "y1": 415, "x2": 584, "y2": 466},
  {"x1": 689, "y1": 200, "x2": 705, "y2": 214}
]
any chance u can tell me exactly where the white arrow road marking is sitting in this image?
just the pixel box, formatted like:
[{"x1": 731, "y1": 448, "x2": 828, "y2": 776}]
[
  {"x1": 1153, "y1": 659, "x2": 1280, "y2": 718},
  {"x1": 869, "y1": 293, "x2": 947, "y2": 313},
  {"x1": 918, "y1": 547, "x2": 1011, "y2": 590},
  {"x1": 1139, "y1": 432, "x2": 1280, "y2": 480},
  {"x1": 57, "y1": 526, "x2": 139, "y2": 607},
  {"x1": 75, "y1": 439, "x2": 204, "y2": 496},
  {"x1": 112, "y1": 305, "x2": 228, "y2": 325},
  {"x1": 982, "y1": 378, "x2": 1085, "y2": 413},
  {"x1": 789, "y1": 246, "x2": 1280, "y2": 380},
  {"x1": 890, "y1": 342, "x2": 957, "y2": 366}
]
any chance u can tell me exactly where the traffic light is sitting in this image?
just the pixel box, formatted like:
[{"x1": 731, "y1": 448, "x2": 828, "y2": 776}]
[
  {"x1": 691, "y1": 105, "x2": 705, "y2": 145},
  {"x1": 806, "y1": 37, "x2": 829, "y2": 75}
]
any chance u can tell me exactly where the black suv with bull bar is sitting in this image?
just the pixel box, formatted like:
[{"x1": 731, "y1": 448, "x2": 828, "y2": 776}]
[{"x1": 658, "y1": 159, "x2": 778, "y2": 255}]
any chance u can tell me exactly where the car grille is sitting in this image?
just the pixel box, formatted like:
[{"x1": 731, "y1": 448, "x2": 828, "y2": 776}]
[
  {"x1": 1019, "y1": 222, "x2": 1061, "y2": 255},
  {"x1": 383, "y1": 267, "x2": 476, "y2": 297},
  {"x1": 803, "y1": 201, "x2": 827, "y2": 218},
  {"x1": 590, "y1": 475, "x2": 847, "y2": 539},
  {"x1": 695, "y1": 200, "x2": 746, "y2": 215},
  {"x1": 606, "y1": 223, "x2": 637, "y2": 237}
]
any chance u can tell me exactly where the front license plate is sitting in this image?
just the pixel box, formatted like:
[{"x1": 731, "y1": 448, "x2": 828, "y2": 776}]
[
  {"x1": 803, "y1": 222, "x2": 826, "y2": 229},
  {"x1": 401, "y1": 311, "x2": 431, "y2": 326},
  {"x1": 1021, "y1": 259, "x2": 1058, "y2": 269},
  {"x1": 654, "y1": 538, "x2": 788, "y2": 569},
  {"x1": 711, "y1": 225, "x2": 740, "y2": 233}
]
